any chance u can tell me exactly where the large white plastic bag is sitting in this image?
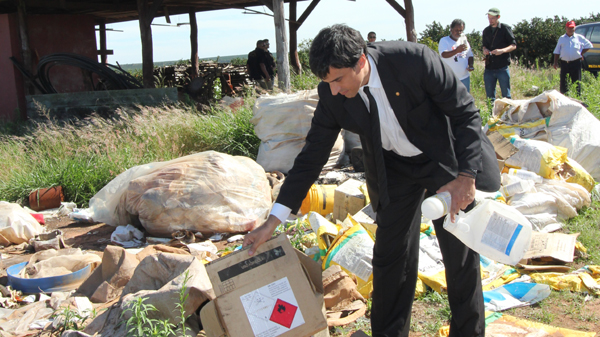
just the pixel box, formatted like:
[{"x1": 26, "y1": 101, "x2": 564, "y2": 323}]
[
  {"x1": 91, "y1": 151, "x2": 272, "y2": 236},
  {"x1": 0, "y1": 202, "x2": 44, "y2": 245},
  {"x1": 251, "y1": 90, "x2": 344, "y2": 173},
  {"x1": 544, "y1": 91, "x2": 600, "y2": 181}
]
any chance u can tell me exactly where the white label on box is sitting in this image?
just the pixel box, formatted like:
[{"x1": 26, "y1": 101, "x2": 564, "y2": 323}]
[
  {"x1": 481, "y1": 212, "x2": 523, "y2": 256},
  {"x1": 240, "y1": 277, "x2": 305, "y2": 337},
  {"x1": 330, "y1": 234, "x2": 373, "y2": 282}
]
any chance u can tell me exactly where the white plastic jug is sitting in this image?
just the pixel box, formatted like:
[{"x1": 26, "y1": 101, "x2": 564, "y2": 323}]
[
  {"x1": 505, "y1": 168, "x2": 543, "y2": 184},
  {"x1": 443, "y1": 199, "x2": 532, "y2": 266},
  {"x1": 500, "y1": 180, "x2": 536, "y2": 198}
]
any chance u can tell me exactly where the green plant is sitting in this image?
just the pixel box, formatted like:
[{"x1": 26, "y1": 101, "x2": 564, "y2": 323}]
[
  {"x1": 175, "y1": 270, "x2": 192, "y2": 335},
  {"x1": 121, "y1": 297, "x2": 176, "y2": 337},
  {"x1": 230, "y1": 57, "x2": 247, "y2": 66},
  {"x1": 52, "y1": 305, "x2": 95, "y2": 335}
]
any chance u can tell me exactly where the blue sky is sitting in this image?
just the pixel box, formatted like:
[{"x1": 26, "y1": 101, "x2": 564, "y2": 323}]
[{"x1": 98, "y1": 0, "x2": 596, "y2": 64}]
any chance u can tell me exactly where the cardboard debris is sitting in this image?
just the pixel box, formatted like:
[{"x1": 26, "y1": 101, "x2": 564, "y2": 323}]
[
  {"x1": 522, "y1": 232, "x2": 579, "y2": 263},
  {"x1": 333, "y1": 179, "x2": 366, "y2": 222},
  {"x1": 201, "y1": 234, "x2": 327, "y2": 337},
  {"x1": 487, "y1": 131, "x2": 519, "y2": 171}
]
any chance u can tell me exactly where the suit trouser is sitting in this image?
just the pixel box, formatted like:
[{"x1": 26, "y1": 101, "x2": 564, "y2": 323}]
[
  {"x1": 370, "y1": 150, "x2": 485, "y2": 337},
  {"x1": 560, "y1": 59, "x2": 582, "y2": 95}
]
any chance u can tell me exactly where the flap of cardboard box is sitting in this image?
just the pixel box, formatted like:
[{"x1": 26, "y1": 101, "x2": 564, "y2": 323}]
[{"x1": 487, "y1": 131, "x2": 518, "y2": 160}]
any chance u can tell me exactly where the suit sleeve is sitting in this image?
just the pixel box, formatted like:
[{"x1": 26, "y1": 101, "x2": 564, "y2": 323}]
[
  {"x1": 419, "y1": 46, "x2": 483, "y2": 172},
  {"x1": 275, "y1": 84, "x2": 342, "y2": 213}
]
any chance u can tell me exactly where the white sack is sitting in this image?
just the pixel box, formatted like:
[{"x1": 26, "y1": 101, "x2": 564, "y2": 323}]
[
  {"x1": 252, "y1": 90, "x2": 344, "y2": 174},
  {"x1": 0, "y1": 201, "x2": 44, "y2": 246}
]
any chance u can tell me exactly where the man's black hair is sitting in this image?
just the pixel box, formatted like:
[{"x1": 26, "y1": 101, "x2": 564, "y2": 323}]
[
  {"x1": 451, "y1": 19, "x2": 465, "y2": 29},
  {"x1": 256, "y1": 40, "x2": 263, "y2": 48},
  {"x1": 368, "y1": 31, "x2": 376, "y2": 36},
  {"x1": 309, "y1": 24, "x2": 368, "y2": 79}
]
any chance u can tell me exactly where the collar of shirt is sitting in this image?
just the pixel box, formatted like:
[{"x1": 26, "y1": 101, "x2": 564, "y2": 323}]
[{"x1": 360, "y1": 54, "x2": 382, "y2": 93}]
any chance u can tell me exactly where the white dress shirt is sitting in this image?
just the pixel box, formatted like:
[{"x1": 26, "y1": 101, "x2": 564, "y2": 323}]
[
  {"x1": 554, "y1": 33, "x2": 593, "y2": 62},
  {"x1": 270, "y1": 55, "x2": 421, "y2": 223}
]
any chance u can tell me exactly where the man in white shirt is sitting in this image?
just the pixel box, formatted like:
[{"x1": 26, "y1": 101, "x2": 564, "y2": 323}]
[
  {"x1": 243, "y1": 24, "x2": 499, "y2": 337},
  {"x1": 553, "y1": 20, "x2": 593, "y2": 94},
  {"x1": 439, "y1": 19, "x2": 474, "y2": 92}
]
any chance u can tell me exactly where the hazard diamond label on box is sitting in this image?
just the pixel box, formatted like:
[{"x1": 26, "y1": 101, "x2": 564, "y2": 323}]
[
  {"x1": 240, "y1": 277, "x2": 305, "y2": 337},
  {"x1": 269, "y1": 299, "x2": 297, "y2": 328}
]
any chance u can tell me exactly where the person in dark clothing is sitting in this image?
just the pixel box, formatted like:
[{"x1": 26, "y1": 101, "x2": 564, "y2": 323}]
[
  {"x1": 482, "y1": 7, "x2": 517, "y2": 103},
  {"x1": 246, "y1": 40, "x2": 271, "y2": 90},
  {"x1": 262, "y1": 39, "x2": 276, "y2": 89},
  {"x1": 244, "y1": 24, "x2": 500, "y2": 337}
]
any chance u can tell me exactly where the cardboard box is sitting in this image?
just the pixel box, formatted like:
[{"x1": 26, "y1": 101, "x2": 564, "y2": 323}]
[
  {"x1": 487, "y1": 131, "x2": 519, "y2": 172},
  {"x1": 333, "y1": 179, "x2": 366, "y2": 222},
  {"x1": 200, "y1": 234, "x2": 327, "y2": 337}
]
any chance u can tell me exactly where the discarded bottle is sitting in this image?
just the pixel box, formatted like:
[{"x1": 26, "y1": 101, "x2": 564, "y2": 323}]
[
  {"x1": 503, "y1": 168, "x2": 543, "y2": 184},
  {"x1": 443, "y1": 199, "x2": 532, "y2": 266},
  {"x1": 500, "y1": 180, "x2": 536, "y2": 198},
  {"x1": 475, "y1": 190, "x2": 506, "y2": 204},
  {"x1": 421, "y1": 192, "x2": 451, "y2": 220}
]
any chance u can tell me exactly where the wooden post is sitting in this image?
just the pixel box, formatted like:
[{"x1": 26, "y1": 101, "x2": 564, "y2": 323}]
[
  {"x1": 189, "y1": 9, "x2": 198, "y2": 79},
  {"x1": 289, "y1": 0, "x2": 301, "y2": 75},
  {"x1": 136, "y1": 0, "x2": 163, "y2": 88},
  {"x1": 99, "y1": 21, "x2": 108, "y2": 64},
  {"x1": 17, "y1": 0, "x2": 34, "y2": 95},
  {"x1": 404, "y1": 0, "x2": 416, "y2": 42},
  {"x1": 385, "y1": 0, "x2": 416, "y2": 42},
  {"x1": 273, "y1": 0, "x2": 290, "y2": 92}
]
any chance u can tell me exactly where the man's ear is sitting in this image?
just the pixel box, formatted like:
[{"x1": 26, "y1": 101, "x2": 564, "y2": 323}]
[{"x1": 357, "y1": 54, "x2": 367, "y2": 70}]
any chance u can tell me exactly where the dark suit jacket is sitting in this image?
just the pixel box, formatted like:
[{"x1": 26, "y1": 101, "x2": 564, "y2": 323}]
[{"x1": 277, "y1": 41, "x2": 499, "y2": 213}]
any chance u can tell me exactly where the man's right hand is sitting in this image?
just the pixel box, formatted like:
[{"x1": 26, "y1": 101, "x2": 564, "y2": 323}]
[
  {"x1": 553, "y1": 63, "x2": 558, "y2": 70},
  {"x1": 243, "y1": 214, "x2": 281, "y2": 256}
]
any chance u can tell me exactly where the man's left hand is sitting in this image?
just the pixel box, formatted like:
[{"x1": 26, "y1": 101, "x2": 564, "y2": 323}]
[{"x1": 436, "y1": 175, "x2": 476, "y2": 223}]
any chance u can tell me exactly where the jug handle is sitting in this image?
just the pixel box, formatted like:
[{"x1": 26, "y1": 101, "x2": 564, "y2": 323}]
[{"x1": 456, "y1": 219, "x2": 470, "y2": 233}]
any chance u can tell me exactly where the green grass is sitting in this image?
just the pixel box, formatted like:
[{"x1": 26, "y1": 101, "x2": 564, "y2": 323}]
[{"x1": 0, "y1": 97, "x2": 260, "y2": 207}]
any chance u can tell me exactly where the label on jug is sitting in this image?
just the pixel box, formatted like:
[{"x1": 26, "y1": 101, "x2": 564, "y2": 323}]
[{"x1": 481, "y1": 212, "x2": 523, "y2": 256}]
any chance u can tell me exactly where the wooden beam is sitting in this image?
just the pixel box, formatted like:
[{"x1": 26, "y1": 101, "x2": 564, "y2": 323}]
[
  {"x1": 288, "y1": 0, "x2": 301, "y2": 74},
  {"x1": 189, "y1": 9, "x2": 198, "y2": 79},
  {"x1": 403, "y1": 0, "x2": 416, "y2": 42},
  {"x1": 296, "y1": 0, "x2": 320, "y2": 27},
  {"x1": 137, "y1": 0, "x2": 164, "y2": 88},
  {"x1": 96, "y1": 50, "x2": 114, "y2": 55},
  {"x1": 384, "y1": 0, "x2": 406, "y2": 18},
  {"x1": 99, "y1": 21, "x2": 108, "y2": 64},
  {"x1": 17, "y1": 0, "x2": 34, "y2": 95},
  {"x1": 273, "y1": 0, "x2": 290, "y2": 92},
  {"x1": 256, "y1": 0, "x2": 273, "y2": 11}
]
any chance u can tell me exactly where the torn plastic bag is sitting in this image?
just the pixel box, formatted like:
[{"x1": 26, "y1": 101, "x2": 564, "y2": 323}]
[
  {"x1": 0, "y1": 202, "x2": 45, "y2": 246},
  {"x1": 89, "y1": 151, "x2": 272, "y2": 236}
]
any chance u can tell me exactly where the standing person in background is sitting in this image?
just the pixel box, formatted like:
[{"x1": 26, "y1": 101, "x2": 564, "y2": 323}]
[
  {"x1": 368, "y1": 31, "x2": 376, "y2": 43},
  {"x1": 262, "y1": 39, "x2": 276, "y2": 90},
  {"x1": 247, "y1": 40, "x2": 269, "y2": 89},
  {"x1": 439, "y1": 19, "x2": 474, "y2": 93},
  {"x1": 482, "y1": 7, "x2": 516, "y2": 103},
  {"x1": 553, "y1": 20, "x2": 592, "y2": 95}
]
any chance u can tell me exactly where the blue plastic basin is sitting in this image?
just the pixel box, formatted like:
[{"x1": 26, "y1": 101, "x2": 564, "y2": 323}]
[{"x1": 7, "y1": 262, "x2": 92, "y2": 294}]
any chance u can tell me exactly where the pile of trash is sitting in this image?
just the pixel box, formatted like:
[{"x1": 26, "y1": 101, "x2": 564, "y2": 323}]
[{"x1": 0, "y1": 90, "x2": 599, "y2": 337}]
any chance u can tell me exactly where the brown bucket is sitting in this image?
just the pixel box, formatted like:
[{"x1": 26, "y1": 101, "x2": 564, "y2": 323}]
[{"x1": 29, "y1": 186, "x2": 64, "y2": 211}]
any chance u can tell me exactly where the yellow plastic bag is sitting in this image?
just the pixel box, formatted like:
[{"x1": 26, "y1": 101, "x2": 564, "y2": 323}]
[
  {"x1": 505, "y1": 135, "x2": 568, "y2": 179},
  {"x1": 322, "y1": 221, "x2": 374, "y2": 299}
]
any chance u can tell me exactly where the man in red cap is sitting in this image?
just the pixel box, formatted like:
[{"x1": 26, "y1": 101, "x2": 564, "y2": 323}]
[{"x1": 553, "y1": 20, "x2": 593, "y2": 95}]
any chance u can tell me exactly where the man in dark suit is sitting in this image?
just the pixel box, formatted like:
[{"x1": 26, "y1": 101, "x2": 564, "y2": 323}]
[{"x1": 244, "y1": 24, "x2": 500, "y2": 337}]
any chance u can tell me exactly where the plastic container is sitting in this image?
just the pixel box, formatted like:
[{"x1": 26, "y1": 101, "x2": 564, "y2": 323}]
[
  {"x1": 503, "y1": 168, "x2": 543, "y2": 184},
  {"x1": 474, "y1": 190, "x2": 506, "y2": 204},
  {"x1": 300, "y1": 184, "x2": 336, "y2": 216},
  {"x1": 421, "y1": 191, "x2": 451, "y2": 220},
  {"x1": 443, "y1": 199, "x2": 532, "y2": 266},
  {"x1": 500, "y1": 180, "x2": 535, "y2": 198},
  {"x1": 7, "y1": 262, "x2": 92, "y2": 293},
  {"x1": 28, "y1": 186, "x2": 64, "y2": 211}
]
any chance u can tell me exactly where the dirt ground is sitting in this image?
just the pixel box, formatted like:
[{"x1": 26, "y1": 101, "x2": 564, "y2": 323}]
[{"x1": 2, "y1": 215, "x2": 600, "y2": 336}]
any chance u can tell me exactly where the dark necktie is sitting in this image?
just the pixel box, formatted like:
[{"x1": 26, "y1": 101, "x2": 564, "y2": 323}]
[{"x1": 364, "y1": 86, "x2": 390, "y2": 209}]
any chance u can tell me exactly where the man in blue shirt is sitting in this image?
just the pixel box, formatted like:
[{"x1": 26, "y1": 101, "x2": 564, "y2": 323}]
[{"x1": 553, "y1": 20, "x2": 593, "y2": 95}]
